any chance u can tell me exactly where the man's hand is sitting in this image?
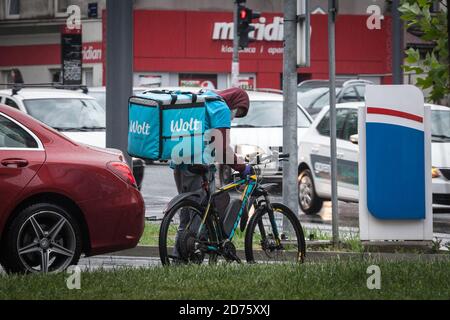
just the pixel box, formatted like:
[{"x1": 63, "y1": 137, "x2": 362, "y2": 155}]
[{"x1": 240, "y1": 164, "x2": 254, "y2": 178}]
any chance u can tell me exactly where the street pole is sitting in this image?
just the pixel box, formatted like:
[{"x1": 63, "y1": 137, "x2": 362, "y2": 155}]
[
  {"x1": 231, "y1": 1, "x2": 240, "y2": 87},
  {"x1": 282, "y1": 0, "x2": 299, "y2": 220},
  {"x1": 447, "y1": 0, "x2": 450, "y2": 107},
  {"x1": 392, "y1": 0, "x2": 404, "y2": 84},
  {"x1": 328, "y1": 0, "x2": 339, "y2": 246},
  {"x1": 106, "y1": 0, "x2": 133, "y2": 166}
]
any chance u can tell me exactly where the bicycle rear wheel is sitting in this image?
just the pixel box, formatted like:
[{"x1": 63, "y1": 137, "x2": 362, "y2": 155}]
[
  {"x1": 245, "y1": 203, "x2": 306, "y2": 263},
  {"x1": 159, "y1": 199, "x2": 217, "y2": 266}
]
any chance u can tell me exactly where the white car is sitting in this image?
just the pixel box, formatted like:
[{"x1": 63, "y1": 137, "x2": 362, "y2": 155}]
[
  {"x1": 298, "y1": 102, "x2": 450, "y2": 214},
  {"x1": 227, "y1": 90, "x2": 313, "y2": 183},
  {"x1": 85, "y1": 86, "x2": 149, "y2": 110},
  {"x1": 152, "y1": 87, "x2": 313, "y2": 183},
  {"x1": 0, "y1": 87, "x2": 145, "y2": 188}
]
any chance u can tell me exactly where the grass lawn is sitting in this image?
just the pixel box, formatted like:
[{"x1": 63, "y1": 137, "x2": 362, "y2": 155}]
[{"x1": 1, "y1": 259, "x2": 450, "y2": 300}]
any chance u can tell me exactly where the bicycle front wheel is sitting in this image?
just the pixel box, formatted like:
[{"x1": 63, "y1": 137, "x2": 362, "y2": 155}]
[
  {"x1": 245, "y1": 203, "x2": 306, "y2": 263},
  {"x1": 159, "y1": 199, "x2": 217, "y2": 266}
]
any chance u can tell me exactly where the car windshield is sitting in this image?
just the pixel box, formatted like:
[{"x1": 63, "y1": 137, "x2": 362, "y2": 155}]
[
  {"x1": 431, "y1": 109, "x2": 450, "y2": 141},
  {"x1": 24, "y1": 98, "x2": 106, "y2": 130},
  {"x1": 87, "y1": 91, "x2": 106, "y2": 109},
  {"x1": 88, "y1": 89, "x2": 147, "y2": 109},
  {"x1": 231, "y1": 100, "x2": 311, "y2": 128},
  {"x1": 297, "y1": 87, "x2": 330, "y2": 109}
]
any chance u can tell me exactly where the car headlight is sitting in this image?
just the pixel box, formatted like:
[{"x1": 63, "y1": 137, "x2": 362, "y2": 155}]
[
  {"x1": 432, "y1": 167, "x2": 441, "y2": 178},
  {"x1": 235, "y1": 144, "x2": 266, "y2": 158}
]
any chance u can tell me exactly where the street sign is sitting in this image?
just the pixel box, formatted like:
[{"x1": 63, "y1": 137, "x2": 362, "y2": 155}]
[
  {"x1": 359, "y1": 85, "x2": 433, "y2": 241},
  {"x1": 61, "y1": 26, "x2": 82, "y2": 85}
]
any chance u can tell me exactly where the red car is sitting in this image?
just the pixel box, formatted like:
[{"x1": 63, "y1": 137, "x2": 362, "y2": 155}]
[{"x1": 0, "y1": 104, "x2": 145, "y2": 273}]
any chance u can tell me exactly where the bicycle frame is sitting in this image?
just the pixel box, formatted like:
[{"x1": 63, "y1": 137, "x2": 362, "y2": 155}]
[{"x1": 197, "y1": 173, "x2": 281, "y2": 253}]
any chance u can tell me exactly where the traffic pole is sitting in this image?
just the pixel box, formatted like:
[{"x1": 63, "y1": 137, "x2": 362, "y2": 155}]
[
  {"x1": 392, "y1": 0, "x2": 404, "y2": 85},
  {"x1": 328, "y1": 0, "x2": 340, "y2": 246},
  {"x1": 447, "y1": 0, "x2": 450, "y2": 107},
  {"x1": 106, "y1": 0, "x2": 133, "y2": 166},
  {"x1": 231, "y1": 1, "x2": 240, "y2": 87},
  {"x1": 282, "y1": 0, "x2": 299, "y2": 222}
]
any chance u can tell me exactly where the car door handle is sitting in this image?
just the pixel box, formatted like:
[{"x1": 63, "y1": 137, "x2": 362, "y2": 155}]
[
  {"x1": 336, "y1": 152, "x2": 344, "y2": 159},
  {"x1": 1, "y1": 158, "x2": 29, "y2": 168},
  {"x1": 311, "y1": 146, "x2": 320, "y2": 153}
]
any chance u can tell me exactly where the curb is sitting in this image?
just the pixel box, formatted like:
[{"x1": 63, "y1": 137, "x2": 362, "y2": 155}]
[{"x1": 108, "y1": 245, "x2": 450, "y2": 262}]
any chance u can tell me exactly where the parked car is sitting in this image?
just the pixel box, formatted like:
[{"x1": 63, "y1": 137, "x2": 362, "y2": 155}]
[
  {"x1": 227, "y1": 89, "x2": 313, "y2": 183},
  {"x1": 297, "y1": 79, "x2": 373, "y2": 118},
  {"x1": 85, "y1": 86, "x2": 149, "y2": 110},
  {"x1": 0, "y1": 105, "x2": 145, "y2": 273},
  {"x1": 153, "y1": 87, "x2": 313, "y2": 184},
  {"x1": 0, "y1": 87, "x2": 145, "y2": 189},
  {"x1": 297, "y1": 102, "x2": 450, "y2": 214}
]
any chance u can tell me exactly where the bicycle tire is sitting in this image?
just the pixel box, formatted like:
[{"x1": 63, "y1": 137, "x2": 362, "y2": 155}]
[
  {"x1": 159, "y1": 199, "x2": 217, "y2": 266},
  {"x1": 245, "y1": 202, "x2": 306, "y2": 263}
]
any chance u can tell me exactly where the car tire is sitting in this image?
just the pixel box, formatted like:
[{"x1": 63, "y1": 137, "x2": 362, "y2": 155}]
[
  {"x1": 1, "y1": 202, "x2": 82, "y2": 274},
  {"x1": 298, "y1": 169, "x2": 323, "y2": 215}
]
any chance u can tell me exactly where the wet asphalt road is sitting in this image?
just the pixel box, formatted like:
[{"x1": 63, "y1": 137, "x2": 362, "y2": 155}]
[{"x1": 141, "y1": 164, "x2": 450, "y2": 234}]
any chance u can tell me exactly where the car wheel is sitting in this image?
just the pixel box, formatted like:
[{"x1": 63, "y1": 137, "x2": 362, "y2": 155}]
[
  {"x1": 298, "y1": 169, "x2": 323, "y2": 215},
  {"x1": 2, "y1": 203, "x2": 82, "y2": 274}
]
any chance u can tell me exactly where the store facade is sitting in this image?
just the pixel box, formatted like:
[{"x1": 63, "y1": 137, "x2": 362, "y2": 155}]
[
  {"x1": 129, "y1": 10, "x2": 392, "y2": 89},
  {"x1": 0, "y1": 6, "x2": 392, "y2": 89}
]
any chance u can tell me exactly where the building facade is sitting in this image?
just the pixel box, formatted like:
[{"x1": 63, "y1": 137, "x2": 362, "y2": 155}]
[{"x1": 0, "y1": 0, "x2": 393, "y2": 89}]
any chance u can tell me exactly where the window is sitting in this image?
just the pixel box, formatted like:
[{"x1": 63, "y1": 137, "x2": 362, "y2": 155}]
[
  {"x1": 316, "y1": 109, "x2": 350, "y2": 139},
  {"x1": 0, "y1": 115, "x2": 38, "y2": 148},
  {"x1": 355, "y1": 85, "x2": 366, "y2": 99},
  {"x1": 310, "y1": 91, "x2": 330, "y2": 111},
  {"x1": 23, "y1": 98, "x2": 105, "y2": 130},
  {"x1": 55, "y1": 0, "x2": 69, "y2": 17},
  {"x1": 5, "y1": 0, "x2": 20, "y2": 19},
  {"x1": 5, "y1": 98, "x2": 19, "y2": 110},
  {"x1": 341, "y1": 110, "x2": 358, "y2": 141},
  {"x1": 339, "y1": 87, "x2": 360, "y2": 103}
]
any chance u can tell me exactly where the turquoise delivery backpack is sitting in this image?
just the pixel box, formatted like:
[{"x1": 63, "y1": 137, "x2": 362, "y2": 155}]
[{"x1": 128, "y1": 90, "x2": 223, "y2": 164}]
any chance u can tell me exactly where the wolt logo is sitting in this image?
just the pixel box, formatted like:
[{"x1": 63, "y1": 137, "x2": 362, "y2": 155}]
[
  {"x1": 130, "y1": 120, "x2": 151, "y2": 135},
  {"x1": 170, "y1": 118, "x2": 202, "y2": 133}
]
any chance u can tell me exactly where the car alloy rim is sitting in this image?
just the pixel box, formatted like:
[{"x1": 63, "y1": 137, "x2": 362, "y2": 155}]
[
  {"x1": 299, "y1": 175, "x2": 313, "y2": 210},
  {"x1": 16, "y1": 211, "x2": 76, "y2": 273}
]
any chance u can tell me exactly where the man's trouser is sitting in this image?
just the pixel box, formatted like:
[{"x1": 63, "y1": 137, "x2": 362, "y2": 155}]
[{"x1": 172, "y1": 166, "x2": 215, "y2": 257}]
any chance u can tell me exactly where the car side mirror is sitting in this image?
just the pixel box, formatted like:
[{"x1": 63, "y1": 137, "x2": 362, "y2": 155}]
[{"x1": 350, "y1": 134, "x2": 359, "y2": 145}]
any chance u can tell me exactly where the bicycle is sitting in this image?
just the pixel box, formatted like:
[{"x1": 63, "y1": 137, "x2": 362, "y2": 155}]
[{"x1": 158, "y1": 153, "x2": 306, "y2": 265}]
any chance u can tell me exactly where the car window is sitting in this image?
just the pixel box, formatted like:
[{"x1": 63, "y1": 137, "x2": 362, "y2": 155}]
[
  {"x1": 5, "y1": 98, "x2": 20, "y2": 110},
  {"x1": 310, "y1": 91, "x2": 330, "y2": 110},
  {"x1": 297, "y1": 87, "x2": 329, "y2": 109},
  {"x1": 316, "y1": 108, "x2": 350, "y2": 138},
  {"x1": 341, "y1": 109, "x2": 358, "y2": 141},
  {"x1": 231, "y1": 100, "x2": 311, "y2": 128},
  {"x1": 88, "y1": 91, "x2": 106, "y2": 109},
  {"x1": 23, "y1": 98, "x2": 105, "y2": 130},
  {"x1": 339, "y1": 86, "x2": 360, "y2": 103},
  {"x1": 0, "y1": 114, "x2": 38, "y2": 148},
  {"x1": 431, "y1": 109, "x2": 450, "y2": 142},
  {"x1": 355, "y1": 85, "x2": 366, "y2": 99}
]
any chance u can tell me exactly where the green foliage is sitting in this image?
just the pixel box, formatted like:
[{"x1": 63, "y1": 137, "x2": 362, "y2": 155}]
[
  {"x1": 399, "y1": 0, "x2": 449, "y2": 103},
  {"x1": 1, "y1": 260, "x2": 450, "y2": 299}
]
